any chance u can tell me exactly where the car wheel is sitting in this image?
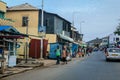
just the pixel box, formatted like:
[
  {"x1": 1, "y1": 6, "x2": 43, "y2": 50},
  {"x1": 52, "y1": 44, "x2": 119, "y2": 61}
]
[{"x1": 106, "y1": 58, "x2": 109, "y2": 61}]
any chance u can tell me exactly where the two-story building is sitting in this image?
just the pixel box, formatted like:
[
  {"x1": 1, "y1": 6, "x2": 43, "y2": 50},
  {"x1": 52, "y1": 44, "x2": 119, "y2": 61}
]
[
  {"x1": 0, "y1": 1, "x2": 13, "y2": 26},
  {"x1": 40, "y1": 11, "x2": 73, "y2": 44},
  {"x1": 38, "y1": 11, "x2": 75, "y2": 58},
  {"x1": 6, "y1": 3, "x2": 83, "y2": 59},
  {"x1": 71, "y1": 26, "x2": 83, "y2": 42},
  {"x1": 6, "y1": 3, "x2": 73, "y2": 59},
  {"x1": 6, "y1": 3, "x2": 48, "y2": 59}
]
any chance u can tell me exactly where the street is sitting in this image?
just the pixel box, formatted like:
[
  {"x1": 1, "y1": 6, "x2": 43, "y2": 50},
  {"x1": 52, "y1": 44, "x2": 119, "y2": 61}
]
[{"x1": 1, "y1": 51, "x2": 120, "y2": 80}]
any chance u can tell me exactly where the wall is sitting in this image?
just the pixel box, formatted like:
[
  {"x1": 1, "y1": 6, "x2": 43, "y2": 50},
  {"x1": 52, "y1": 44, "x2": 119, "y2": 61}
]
[
  {"x1": 0, "y1": 1, "x2": 14, "y2": 26},
  {"x1": 109, "y1": 33, "x2": 120, "y2": 44},
  {"x1": 6, "y1": 10, "x2": 39, "y2": 36},
  {"x1": 45, "y1": 34, "x2": 57, "y2": 43},
  {"x1": 45, "y1": 34, "x2": 57, "y2": 51},
  {"x1": 0, "y1": 18, "x2": 14, "y2": 26},
  {"x1": 43, "y1": 12, "x2": 55, "y2": 34},
  {"x1": 0, "y1": 1, "x2": 6, "y2": 13},
  {"x1": 6, "y1": 10, "x2": 39, "y2": 58},
  {"x1": 54, "y1": 16, "x2": 63, "y2": 34}
]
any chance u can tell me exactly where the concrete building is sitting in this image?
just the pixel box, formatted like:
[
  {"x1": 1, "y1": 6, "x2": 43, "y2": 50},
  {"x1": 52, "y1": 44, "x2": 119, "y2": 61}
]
[
  {"x1": 6, "y1": 3, "x2": 84, "y2": 59},
  {"x1": 0, "y1": 0, "x2": 14, "y2": 26},
  {"x1": 6, "y1": 3, "x2": 42, "y2": 58},
  {"x1": 0, "y1": 1, "x2": 26, "y2": 68},
  {"x1": 6, "y1": 3, "x2": 39, "y2": 36},
  {"x1": 39, "y1": 11, "x2": 73, "y2": 44}
]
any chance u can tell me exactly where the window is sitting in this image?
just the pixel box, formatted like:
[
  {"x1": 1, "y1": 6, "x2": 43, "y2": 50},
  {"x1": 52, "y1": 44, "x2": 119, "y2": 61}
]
[
  {"x1": 116, "y1": 37, "x2": 119, "y2": 42},
  {"x1": 109, "y1": 49, "x2": 120, "y2": 53},
  {"x1": 0, "y1": 12, "x2": 4, "y2": 19},
  {"x1": 46, "y1": 18, "x2": 49, "y2": 26},
  {"x1": 22, "y1": 16, "x2": 28, "y2": 27}
]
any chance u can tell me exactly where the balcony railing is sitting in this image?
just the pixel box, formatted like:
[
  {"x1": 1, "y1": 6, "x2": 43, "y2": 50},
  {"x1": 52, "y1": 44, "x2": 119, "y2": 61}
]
[{"x1": 62, "y1": 30, "x2": 70, "y2": 37}]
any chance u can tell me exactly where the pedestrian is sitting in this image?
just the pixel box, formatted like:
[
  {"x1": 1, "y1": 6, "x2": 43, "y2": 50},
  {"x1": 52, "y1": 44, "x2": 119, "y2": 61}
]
[
  {"x1": 81, "y1": 47, "x2": 85, "y2": 57},
  {"x1": 55, "y1": 46, "x2": 61, "y2": 65},
  {"x1": 78, "y1": 46, "x2": 82, "y2": 57},
  {"x1": 86, "y1": 47, "x2": 90, "y2": 56},
  {"x1": 62, "y1": 45, "x2": 68, "y2": 64}
]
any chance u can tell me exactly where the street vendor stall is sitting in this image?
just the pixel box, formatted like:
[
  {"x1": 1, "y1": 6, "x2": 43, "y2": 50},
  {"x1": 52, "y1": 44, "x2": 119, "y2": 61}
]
[{"x1": 0, "y1": 26, "x2": 26, "y2": 69}]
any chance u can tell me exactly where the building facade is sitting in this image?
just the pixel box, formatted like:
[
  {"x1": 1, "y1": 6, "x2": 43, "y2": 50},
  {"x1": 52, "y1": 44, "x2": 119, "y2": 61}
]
[
  {"x1": 0, "y1": 1, "x2": 26, "y2": 67},
  {"x1": 38, "y1": 11, "x2": 73, "y2": 44},
  {"x1": 6, "y1": 3, "x2": 39, "y2": 36},
  {"x1": 0, "y1": 1, "x2": 14, "y2": 26},
  {"x1": 6, "y1": 3, "x2": 41, "y2": 58}
]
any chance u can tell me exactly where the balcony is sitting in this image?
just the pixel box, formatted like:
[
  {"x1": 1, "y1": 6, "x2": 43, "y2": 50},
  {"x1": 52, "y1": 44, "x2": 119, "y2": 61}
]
[{"x1": 62, "y1": 30, "x2": 70, "y2": 37}]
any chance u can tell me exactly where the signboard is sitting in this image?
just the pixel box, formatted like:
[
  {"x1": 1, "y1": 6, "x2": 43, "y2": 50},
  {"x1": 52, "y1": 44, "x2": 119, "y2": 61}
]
[
  {"x1": 38, "y1": 26, "x2": 46, "y2": 37},
  {"x1": 8, "y1": 56, "x2": 16, "y2": 67}
]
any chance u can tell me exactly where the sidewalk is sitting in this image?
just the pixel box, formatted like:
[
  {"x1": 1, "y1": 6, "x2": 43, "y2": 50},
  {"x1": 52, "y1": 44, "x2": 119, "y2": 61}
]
[
  {"x1": 0, "y1": 57, "x2": 85, "y2": 79},
  {"x1": 0, "y1": 59, "x2": 56, "y2": 78}
]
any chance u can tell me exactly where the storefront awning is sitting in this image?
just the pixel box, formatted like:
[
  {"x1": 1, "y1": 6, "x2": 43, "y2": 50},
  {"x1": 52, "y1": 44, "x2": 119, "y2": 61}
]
[
  {"x1": 58, "y1": 34, "x2": 74, "y2": 42},
  {"x1": 0, "y1": 25, "x2": 28, "y2": 37},
  {"x1": 0, "y1": 26, "x2": 19, "y2": 32}
]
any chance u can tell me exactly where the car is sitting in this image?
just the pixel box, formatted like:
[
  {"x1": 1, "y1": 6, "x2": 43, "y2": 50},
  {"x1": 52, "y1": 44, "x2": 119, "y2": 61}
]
[
  {"x1": 93, "y1": 47, "x2": 99, "y2": 52},
  {"x1": 105, "y1": 48, "x2": 120, "y2": 61}
]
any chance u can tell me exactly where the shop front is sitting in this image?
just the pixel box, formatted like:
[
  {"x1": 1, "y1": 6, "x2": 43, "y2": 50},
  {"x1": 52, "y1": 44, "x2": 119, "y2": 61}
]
[{"x1": 0, "y1": 26, "x2": 26, "y2": 68}]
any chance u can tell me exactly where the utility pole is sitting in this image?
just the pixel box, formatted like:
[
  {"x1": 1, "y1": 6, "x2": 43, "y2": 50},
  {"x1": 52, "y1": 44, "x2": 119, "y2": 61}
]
[
  {"x1": 80, "y1": 21, "x2": 84, "y2": 34},
  {"x1": 25, "y1": 18, "x2": 29, "y2": 63},
  {"x1": 40, "y1": 0, "x2": 44, "y2": 59},
  {"x1": 79, "y1": 21, "x2": 84, "y2": 42}
]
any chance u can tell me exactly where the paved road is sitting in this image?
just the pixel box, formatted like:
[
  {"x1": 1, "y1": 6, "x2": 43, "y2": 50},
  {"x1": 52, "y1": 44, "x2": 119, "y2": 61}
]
[{"x1": 1, "y1": 51, "x2": 120, "y2": 80}]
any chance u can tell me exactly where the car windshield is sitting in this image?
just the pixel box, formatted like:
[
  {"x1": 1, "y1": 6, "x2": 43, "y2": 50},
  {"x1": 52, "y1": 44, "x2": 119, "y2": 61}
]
[{"x1": 109, "y1": 49, "x2": 120, "y2": 53}]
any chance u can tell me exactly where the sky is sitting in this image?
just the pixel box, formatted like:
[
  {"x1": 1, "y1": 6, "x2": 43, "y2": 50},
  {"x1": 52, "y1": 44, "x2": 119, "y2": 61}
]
[{"x1": 3, "y1": 0, "x2": 120, "y2": 42}]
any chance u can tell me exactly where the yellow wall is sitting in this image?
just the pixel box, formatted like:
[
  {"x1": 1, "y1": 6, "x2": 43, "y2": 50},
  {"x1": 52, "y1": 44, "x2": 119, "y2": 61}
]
[
  {"x1": 0, "y1": 1, "x2": 14, "y2": 26},
  {"x1": 0, "y1": 18, "x2": 14, "y2": 26},
  {"x1": 6, "y1": 10, "x2": 39, "y2": 57},
  {"x1": 45, "y1": 34, "x2": 57, "y2": 43},
  {"x1": 0, "y1": 1, "x2": 6, "y2": 12},
  {"x1": 45, "y1": 34, "x2": 57, "y2": 51},
  {"x1": 6, "y1": 10, "x2": 39, "y2": 36}
]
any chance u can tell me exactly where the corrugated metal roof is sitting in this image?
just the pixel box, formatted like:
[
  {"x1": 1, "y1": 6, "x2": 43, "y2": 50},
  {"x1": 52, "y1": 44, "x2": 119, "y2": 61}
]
[
  {"x1": 0, "y1": 26, "x2": 10, "y2": 31},
  {"x1": 0, "y1": 25, "x2": 19, "y2": 33},
  {"x1": 7, "y1": 3, "x2": 39, "y2": 11},
  {"x1": 58, "y1": 34, "x2": 74, "y2": 42},
  {"x1": 0, "y1": 25, "x2": 28, "y2": 37}
]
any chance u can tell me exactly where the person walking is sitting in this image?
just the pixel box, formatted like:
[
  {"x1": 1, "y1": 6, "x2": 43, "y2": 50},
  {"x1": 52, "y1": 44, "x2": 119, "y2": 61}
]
[
  {"x1": 62, "y1": 46, "x2": 68, "y2": 64},
  {"x1": 55, "y1": 46, "x2": 61, "y2": 65},
  {"x1": 86, "y1": 47, "x2": 90, "y2": 56},
  {"x1": 78, "y1": 46, "x2": 82, "y2": 57}
]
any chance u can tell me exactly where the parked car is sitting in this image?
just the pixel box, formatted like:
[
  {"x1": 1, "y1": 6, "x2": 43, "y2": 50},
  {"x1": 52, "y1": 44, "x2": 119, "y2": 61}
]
[{"x1": 105, "y1": 48, "x2": 120, "y2": 61}]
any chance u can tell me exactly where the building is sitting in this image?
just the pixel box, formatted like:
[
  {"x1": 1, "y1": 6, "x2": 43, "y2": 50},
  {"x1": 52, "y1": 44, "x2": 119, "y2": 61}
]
[
  {"x1": 87, "y1": 38, "x2": 102, "y2": 48},
  {"x1": 0, "y1": 1, "x2": 26, "y2": 68},
  {"x1": 39, "y1": 11, "x2": 73, "y2": 44},
  {"x1": 108, "y1": 33, "x2": 120, "y2": 47},
  {"x1": 100, "y1": 36, "x2": 109, "y2": 48},
  {"x1": 6, "y1": 3, "x2": 83, "y2": 59},
  {"x1": 6, "y1": 3, "x2": 44, "y2": 59},
  {"x1": 0, "y1": 0, "x2": 14, "y2": 26},
  {"x1": 6, "y1": 3, "x2": 39, "y2": 36}
]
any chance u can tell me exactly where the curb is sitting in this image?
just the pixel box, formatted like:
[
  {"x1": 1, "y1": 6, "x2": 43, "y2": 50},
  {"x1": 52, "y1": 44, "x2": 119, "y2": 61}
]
[{"x1": 0, "y1": 63, "x2": 44, "y2": 79}]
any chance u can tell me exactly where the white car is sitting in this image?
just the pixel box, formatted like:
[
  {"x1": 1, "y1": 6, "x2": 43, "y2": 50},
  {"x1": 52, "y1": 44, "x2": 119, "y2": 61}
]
[{"x1": 105, "y1": 48, "x2": 120, "y2": 61}]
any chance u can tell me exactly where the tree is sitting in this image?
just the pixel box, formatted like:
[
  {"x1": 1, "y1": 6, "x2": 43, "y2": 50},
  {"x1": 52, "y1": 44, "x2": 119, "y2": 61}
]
[{"x1": 114, "y1": 23, "x2": 120, "y2": 35}]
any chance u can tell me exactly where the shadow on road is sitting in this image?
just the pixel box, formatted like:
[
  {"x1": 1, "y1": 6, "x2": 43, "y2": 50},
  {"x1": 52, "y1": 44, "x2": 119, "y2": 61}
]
[{"x1": 106, "y1": 59, "x2": 120, "y2": 63}]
